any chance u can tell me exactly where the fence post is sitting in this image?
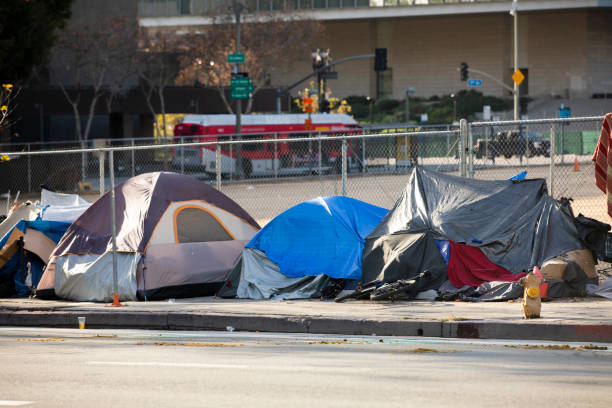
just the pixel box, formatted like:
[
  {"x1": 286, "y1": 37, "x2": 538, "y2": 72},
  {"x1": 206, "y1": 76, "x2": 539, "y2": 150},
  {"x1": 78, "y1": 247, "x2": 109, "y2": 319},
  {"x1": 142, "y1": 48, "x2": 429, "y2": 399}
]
[
  {"x1": 550, "y1": 123, "x2": 555, "y2": 198},
  {"x1": 27, "y1": 144, "x2": 31, "y2": 193},
  {"x1": 342, "y1": 138, "x2": 347, "y2": 196},
  {"x1": 131, "y1": 139, "x2": 135, "y2": 177},
  {"x1": 216, "y1": 142, "x2": 222, "y2": 191},
  {"x1": 459, "y1": 119, "x2": 467, "y2": 177},
  {"x1": 99, "y1": 150, "x2": 105, "y2": 197},
  {"x1": 180, "y1": 138, "x2": 184, "y2": 174},
  {"x1": 468, "y1": 122, "x2": 474, "y2": 178},
  {"x1": 109, "y1": 149, "x2": 118, "y2": 300},
  {"x1": 361, "y1": 135, "x2": 366, "y2": 173},
  {"x1": 274, "y1": 133, "x2": 278, "y2": 179},
  {"x1": 318, "y1": 133, "x2": 322, "y2": 178}
]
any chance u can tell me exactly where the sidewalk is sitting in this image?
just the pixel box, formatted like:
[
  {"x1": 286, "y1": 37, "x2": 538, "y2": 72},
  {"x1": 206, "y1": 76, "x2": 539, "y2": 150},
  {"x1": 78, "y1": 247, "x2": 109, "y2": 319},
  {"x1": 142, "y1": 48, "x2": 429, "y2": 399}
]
[{"x1": 0, "y1": 296, "x2": 611, "y2": 343}]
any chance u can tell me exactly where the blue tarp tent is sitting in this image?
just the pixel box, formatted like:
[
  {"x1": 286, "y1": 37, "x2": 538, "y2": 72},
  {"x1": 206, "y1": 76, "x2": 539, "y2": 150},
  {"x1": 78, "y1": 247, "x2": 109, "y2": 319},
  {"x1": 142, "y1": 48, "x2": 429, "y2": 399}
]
[
  {"x1": 0, "y1": 219, "x2": 71, "y2": 296},
  {"x1": 246, "y1": 196, "x2": 388, "y2": 280},
  {"x1": 236, "y1": 196, "x2": 388, "y2": 300}
]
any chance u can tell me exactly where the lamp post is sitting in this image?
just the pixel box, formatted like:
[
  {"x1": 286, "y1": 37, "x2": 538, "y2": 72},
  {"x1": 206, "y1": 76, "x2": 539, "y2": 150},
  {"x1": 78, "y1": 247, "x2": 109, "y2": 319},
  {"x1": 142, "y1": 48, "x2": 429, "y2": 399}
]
[
  {"x1": 511, "y1": 0, "x2": 518, "y2": 120},
  {"x1": 450, "y1": 93, "x2": 457, "y2": 123}
]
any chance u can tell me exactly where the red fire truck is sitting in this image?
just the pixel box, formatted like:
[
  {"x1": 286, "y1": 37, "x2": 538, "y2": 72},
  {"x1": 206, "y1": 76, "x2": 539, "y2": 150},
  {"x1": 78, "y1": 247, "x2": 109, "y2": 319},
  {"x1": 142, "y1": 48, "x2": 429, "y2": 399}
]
[{"x1": 172, "y1": 113, "x2": 361, "y2": 176}]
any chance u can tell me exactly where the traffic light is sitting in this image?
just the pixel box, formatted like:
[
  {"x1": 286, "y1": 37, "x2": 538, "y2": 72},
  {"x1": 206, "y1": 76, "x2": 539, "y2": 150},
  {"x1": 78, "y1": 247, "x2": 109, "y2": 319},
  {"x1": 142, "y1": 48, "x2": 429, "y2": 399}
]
[
  {"x1": 320, "y1": 99, "x2": 331, "y2": 113},
  {"x1": 312, "y1": 48, "x2": 330, "y2": 71},
  {"x1": 460, "y1": 62, "x2": 469, "y2": 81},
  {"x1": 374, "y1": 48, "x2": 387, "y2": 71}
]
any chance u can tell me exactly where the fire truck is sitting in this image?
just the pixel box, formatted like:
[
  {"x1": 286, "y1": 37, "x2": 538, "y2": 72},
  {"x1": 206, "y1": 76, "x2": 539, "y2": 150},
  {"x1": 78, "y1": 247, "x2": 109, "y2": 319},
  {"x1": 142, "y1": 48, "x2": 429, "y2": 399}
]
[{"x1": 172, "y1": 113, "x2": 362, "y2": 177}]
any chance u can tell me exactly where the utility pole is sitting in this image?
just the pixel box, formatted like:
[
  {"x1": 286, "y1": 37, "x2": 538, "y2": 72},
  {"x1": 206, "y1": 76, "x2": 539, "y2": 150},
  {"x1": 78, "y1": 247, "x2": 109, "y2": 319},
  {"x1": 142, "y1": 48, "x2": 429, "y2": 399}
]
[
  {"x1": 231, "y1": 0, "x2": 244, "y2": 177},
  {"x1": 512, "y1": 0, "x2": 519, "y2": 120}
]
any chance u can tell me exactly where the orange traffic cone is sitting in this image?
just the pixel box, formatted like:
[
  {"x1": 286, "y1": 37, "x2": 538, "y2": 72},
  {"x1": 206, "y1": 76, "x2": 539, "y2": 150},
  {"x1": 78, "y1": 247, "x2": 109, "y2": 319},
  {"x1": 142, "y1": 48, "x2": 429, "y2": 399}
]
[{"x1": 573, "y1": 157, "x2": 580, "y2": 172}]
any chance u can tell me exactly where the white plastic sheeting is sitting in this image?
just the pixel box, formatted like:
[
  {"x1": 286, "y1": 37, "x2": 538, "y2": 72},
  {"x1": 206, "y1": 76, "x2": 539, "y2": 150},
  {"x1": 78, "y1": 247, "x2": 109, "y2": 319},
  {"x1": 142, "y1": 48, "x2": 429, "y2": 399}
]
[
  {"x1": 55, "y1": 252, "x2": 140, "y2": 302},
  {"x1": 40, "y1": 189, "x2": 91, "y2": 223},
  {"x1": 237, "y1": 248, "x2": 329, "y2": 300},
  {"x1": 586, "y1": 277, "x2": 612, "y2": 299}
]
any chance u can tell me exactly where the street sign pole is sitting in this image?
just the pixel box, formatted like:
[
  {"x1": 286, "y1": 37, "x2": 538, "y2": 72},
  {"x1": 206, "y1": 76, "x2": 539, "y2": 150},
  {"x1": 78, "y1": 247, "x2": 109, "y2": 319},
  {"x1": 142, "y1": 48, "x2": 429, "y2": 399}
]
[
  {"x1": 230, "y1": 1, "x2": 244, "y2": 178},
  {"x1": 512, "y1": 0, "x2": 519, "y2": 120}
]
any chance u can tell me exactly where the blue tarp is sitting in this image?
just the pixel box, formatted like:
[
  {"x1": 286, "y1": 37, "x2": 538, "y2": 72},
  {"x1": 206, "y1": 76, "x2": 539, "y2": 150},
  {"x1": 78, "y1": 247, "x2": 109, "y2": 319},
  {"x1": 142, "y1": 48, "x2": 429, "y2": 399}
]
[
  {"x1": 0, "y1": 219, "x2": 71, "y2": 296},
  {"x1": 246, "y1": 196, "x2": 388, "y2": 280}
]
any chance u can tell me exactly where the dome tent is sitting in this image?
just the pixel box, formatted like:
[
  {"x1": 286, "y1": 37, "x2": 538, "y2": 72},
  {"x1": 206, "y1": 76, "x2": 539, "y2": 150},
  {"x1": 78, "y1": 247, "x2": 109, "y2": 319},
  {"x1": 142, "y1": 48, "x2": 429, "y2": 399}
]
[
  {"x1": 36, "y1": 172, "x2": 259, "y2": 301},
  {"x1": 236, "y1": 196, "x2": 388, "y2": 300}
]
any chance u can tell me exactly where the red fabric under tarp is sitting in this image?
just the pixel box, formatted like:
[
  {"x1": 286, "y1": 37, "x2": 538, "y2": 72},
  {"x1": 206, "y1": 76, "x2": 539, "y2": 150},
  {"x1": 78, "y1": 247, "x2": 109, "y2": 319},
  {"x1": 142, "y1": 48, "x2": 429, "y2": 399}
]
[
  {"x1": 447, "y1": 241, "x2": 526, "y2": 288},
  {"x1": 592, "y1": 113, "x2": 612, "y2": 217}
]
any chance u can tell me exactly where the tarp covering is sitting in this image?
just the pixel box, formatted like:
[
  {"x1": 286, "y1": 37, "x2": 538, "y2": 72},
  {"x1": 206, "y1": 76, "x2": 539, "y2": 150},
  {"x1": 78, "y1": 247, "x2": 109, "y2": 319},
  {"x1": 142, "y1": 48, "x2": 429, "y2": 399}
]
[
  {"x1": 39, "y1": 189, "x2": 91, "y2": 223},
  {"x1": 362, "y1": 230, "x2": 448, "y2": 288},
  {"x1": 0, "y1": 219, "x2": 71, "y2": 296},
  {"x1": 55, "y1": 252, "x2": 140, "y2": 302},
  {"x1": 246, "y1": 196, "x2": 388, "y2": 280},
  {"x1": 447, "y1": 241, "x2": 525, "y2": 287},
  {"x1": 238, "y1": 248, "x2": 330, "y2": 300},
  {"x1": 366, "y1": 167, "x2": 583, "y2": 276}
]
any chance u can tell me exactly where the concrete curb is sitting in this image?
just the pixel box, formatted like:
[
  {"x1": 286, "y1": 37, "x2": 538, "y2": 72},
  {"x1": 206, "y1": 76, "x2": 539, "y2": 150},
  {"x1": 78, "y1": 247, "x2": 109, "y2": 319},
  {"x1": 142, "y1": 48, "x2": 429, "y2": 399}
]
[{"x1": 1, "y1": 309, "x2": 611, "y2": 343}]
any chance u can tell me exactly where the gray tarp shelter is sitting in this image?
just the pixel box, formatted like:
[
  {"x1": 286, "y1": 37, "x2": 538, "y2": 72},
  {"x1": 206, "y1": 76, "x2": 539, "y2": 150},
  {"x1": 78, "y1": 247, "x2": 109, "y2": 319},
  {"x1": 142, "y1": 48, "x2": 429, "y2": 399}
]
[{"x1": 362, "y1": 167, "x2": 583, "y2": 285}]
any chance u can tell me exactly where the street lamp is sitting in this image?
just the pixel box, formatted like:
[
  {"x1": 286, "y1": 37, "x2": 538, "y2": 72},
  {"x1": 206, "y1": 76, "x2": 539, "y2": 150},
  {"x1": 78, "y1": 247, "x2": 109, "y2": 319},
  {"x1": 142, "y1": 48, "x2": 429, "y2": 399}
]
[
  {"x1": 450, "y1": 93, "x2": 457, "y2": 123},
  {"x1": 510, "y1": 0, "x2": 518, "y2": 120}
]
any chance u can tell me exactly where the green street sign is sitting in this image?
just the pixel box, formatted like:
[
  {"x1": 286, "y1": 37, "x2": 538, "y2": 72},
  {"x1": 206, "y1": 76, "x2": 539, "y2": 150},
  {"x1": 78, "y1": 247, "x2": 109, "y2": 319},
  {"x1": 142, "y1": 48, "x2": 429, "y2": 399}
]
[
  {"x1": 231, "y1": 77, "x2": 250, "y2": 85},
  {"x1": 230, "y1": 77, "x2": 253, "y2": 99},
  {"x1": 228, "y1": 53, "x2": 245, "y2": 64}
]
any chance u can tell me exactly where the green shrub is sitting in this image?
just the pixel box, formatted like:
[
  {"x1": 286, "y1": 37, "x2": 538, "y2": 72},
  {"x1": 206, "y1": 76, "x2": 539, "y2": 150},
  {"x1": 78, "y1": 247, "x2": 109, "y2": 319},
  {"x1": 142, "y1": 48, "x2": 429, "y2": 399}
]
[{"x1": 375, "y1": 98, "x2": 401, "y2": 113}]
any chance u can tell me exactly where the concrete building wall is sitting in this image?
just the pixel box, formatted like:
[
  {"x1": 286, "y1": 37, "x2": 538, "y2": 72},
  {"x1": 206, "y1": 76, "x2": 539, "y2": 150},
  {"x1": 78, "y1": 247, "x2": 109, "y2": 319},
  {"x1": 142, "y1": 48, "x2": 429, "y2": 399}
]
[
  {"x1": 528, "y1": 11, "x2": 588, "y2": 99},
  {"x1": 586, "y1": 10, "x2": 612, "y2": 96},
  {"x1": 306, "y1": 9, "x2": 611, "y2": 101},
  {"x1": 318, "y1": 20, "x2": 375, "y2": 98},
  {"x1": 389, "y1": 13, "x2": 511, "y2": 100}
]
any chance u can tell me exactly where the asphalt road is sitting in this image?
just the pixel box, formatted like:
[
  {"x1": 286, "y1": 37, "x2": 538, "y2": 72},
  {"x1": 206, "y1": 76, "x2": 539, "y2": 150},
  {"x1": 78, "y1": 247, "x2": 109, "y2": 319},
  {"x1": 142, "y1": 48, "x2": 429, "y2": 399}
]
[{"x1": 1, "y1": 327, "x2": 611, "y2": 407}]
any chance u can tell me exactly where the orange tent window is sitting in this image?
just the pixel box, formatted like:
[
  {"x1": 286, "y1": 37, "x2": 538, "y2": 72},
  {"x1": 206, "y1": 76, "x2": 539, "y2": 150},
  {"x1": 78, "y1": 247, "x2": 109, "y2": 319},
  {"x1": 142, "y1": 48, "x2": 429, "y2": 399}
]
[{"x1": 173, "y1": 205, "x2": 234, "y2": 243}]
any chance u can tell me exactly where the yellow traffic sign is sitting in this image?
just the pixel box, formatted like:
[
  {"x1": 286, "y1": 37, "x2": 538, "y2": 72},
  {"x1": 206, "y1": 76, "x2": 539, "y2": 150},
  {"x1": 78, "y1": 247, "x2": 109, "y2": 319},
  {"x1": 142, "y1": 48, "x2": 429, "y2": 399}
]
[{"x1": 512, "y1": 69, "x2": 525, "y2": 86}]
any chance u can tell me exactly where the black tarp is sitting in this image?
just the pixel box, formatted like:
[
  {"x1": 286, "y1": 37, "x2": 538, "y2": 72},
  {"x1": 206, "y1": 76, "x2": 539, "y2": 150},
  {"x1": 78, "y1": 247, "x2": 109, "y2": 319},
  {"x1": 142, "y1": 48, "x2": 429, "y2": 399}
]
[
  {"x1": 361, "y1": 230, "x2": 447, "y2": 287},
  {"x1": 362, "y1": 167, "x2": 583, "y2": 284}
]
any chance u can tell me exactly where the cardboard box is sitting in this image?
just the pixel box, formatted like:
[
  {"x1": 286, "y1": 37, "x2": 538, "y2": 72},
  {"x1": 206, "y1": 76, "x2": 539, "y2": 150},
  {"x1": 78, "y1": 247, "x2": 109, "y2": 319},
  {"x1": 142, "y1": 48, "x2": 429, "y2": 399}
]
[
  {"x1": 540, "y1": 258, "x2": 568, "y2": 280},
  {"x1": 561, "y1": 249, "x2": 596, "y2": 278}
]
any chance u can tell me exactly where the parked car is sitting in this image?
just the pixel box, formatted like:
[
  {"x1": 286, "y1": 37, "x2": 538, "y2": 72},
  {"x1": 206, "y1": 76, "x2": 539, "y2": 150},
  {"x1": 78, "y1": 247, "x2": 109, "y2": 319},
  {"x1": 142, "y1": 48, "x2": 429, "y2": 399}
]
[{"x1": 475, "y1": 131, "x2": 550, "y2": 159}]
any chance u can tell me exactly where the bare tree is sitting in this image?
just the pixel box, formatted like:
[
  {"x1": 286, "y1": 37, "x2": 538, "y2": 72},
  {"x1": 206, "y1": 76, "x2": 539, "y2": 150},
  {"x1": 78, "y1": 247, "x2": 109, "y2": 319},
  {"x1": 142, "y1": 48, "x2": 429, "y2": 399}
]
[
  {"x1": 51, "y1": 17, "x2": 138, "y2": 179},
  {"x1": 102, "y1": 22, "x2": 139, "y2": 116},
  {"x1": 175, "y1": 13, "x2": 323, "y2": 114},
  {"x1": 137, "y1": 29, "x2": 183, "y2": 139}
]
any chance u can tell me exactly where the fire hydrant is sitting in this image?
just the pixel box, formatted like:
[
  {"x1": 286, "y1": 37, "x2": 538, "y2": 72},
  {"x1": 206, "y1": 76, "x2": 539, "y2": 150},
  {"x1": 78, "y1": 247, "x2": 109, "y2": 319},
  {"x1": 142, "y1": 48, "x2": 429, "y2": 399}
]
[{"x1": 519, "y1": 269, "x2": 545, "y2": 319}]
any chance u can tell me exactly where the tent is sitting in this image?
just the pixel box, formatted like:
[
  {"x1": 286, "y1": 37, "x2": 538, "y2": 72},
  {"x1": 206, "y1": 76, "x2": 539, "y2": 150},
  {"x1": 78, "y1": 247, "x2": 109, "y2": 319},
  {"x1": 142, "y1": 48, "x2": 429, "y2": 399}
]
[
  {"x1": 0, "y1": 188, "x2": 91, "y2": 297},
  {"x1": 362, "y1": 167, "x2": 583, "y2": 288},
  {"x1": 36, "y1": 172, "x2": 260, "y2": 302},
  {"x1": 236, "y1": 196, "x2": 388, "y2": 300}
]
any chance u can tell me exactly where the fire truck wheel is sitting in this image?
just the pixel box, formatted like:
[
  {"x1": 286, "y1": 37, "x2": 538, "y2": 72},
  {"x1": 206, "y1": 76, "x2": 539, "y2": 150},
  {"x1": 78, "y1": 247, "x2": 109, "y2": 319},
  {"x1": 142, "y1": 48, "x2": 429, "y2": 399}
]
[{"x1": 242, "y1": 158, "x2": 252, "y2": 178}]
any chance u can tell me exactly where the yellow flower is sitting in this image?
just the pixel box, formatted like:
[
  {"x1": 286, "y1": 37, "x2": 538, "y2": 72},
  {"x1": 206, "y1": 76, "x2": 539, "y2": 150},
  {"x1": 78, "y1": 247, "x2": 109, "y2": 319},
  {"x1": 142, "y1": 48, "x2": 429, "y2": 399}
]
[
  {"x1": 0, "y1": 105, "x2": 7, "y2": 112},
  {"x1": 2, "y1": 84, "x2": 12, "y2": 90}
]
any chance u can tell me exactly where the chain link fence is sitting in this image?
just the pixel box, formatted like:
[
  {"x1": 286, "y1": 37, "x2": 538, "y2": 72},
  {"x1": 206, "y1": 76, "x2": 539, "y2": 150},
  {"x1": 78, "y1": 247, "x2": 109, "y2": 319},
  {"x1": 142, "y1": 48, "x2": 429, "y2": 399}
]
[
  {"x1": 0, "y1": 116, "x2": 606, "y2": 225},
  {"x1": 469, "y1": 116, "x2": 605, "y2": 221}
]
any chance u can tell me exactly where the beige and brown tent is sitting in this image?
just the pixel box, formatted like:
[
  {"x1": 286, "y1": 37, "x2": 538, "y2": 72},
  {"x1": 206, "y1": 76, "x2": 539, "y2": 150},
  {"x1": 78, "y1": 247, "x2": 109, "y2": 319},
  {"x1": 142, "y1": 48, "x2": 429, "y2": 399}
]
[{"x1": 36, "y1": 172, "x2": 260, "y2": 301}]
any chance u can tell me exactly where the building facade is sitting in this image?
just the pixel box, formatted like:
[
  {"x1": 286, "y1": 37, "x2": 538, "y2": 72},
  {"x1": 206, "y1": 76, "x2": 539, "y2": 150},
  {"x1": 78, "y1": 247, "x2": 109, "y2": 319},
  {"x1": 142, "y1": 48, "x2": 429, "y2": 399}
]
[{"x1": 139, "y1": 0, "x2": 612, "y2": 102}]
